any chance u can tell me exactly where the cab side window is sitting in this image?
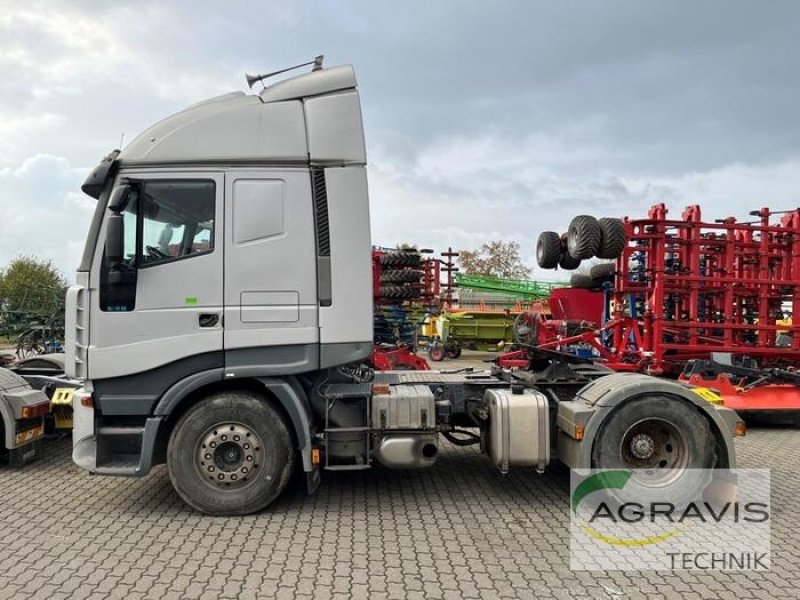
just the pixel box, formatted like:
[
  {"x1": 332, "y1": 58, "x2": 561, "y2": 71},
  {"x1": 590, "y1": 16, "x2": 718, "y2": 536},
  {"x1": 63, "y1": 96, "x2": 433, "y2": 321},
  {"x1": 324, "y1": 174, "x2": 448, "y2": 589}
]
[{"x1": 139, "y1": 180, "x2": 215, "y2": 266}]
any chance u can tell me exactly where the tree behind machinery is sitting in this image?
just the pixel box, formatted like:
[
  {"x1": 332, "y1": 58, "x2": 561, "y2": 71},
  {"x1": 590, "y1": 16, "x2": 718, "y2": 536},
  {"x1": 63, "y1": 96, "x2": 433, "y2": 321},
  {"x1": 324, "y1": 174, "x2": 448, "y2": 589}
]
[
  {"x1": 458, "y1": 240, "x2": 531, "y2": 279},
  {"x1": 0, "y1": 256, "x2": 67, "y2": 336}
]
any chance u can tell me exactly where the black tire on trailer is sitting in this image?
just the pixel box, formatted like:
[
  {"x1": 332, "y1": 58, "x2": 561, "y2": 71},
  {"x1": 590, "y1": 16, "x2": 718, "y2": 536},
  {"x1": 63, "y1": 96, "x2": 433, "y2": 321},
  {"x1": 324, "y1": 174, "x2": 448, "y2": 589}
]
[
  {"x1": 536, "y1": 231, "x2": 562, "y2": 269},
  {"x1": 569, "y1": 273, "x2": 594, "y2": 289},
  {"x1": 566, "y1": 215, "x2": 602, "y2": 260},
  {"x1": 592, "y1": 396, "x2": 715, "y2": 507},
  {"x1": 596, "y1": 217, "x2": 626, "y2": 259},
  {"x1": 167, "y1": 391, "x2": 296, "y2": 516},
  {"x1": 558, "y1": 251, "x2": 581, "y2": 271},
  {"x1": 589, "y1": 262, "x2": 616, "y2": 280}
]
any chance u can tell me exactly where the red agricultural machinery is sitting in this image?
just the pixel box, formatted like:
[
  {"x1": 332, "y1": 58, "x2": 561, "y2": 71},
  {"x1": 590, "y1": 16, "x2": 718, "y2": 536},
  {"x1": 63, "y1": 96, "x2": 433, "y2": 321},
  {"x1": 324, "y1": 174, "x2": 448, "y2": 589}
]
[
  {"x1": 370, "y1": 247, "x2": 442, "y2": 370},
  {"x1": 511, "y1": 204, "x2": 800, "y2": 421}
]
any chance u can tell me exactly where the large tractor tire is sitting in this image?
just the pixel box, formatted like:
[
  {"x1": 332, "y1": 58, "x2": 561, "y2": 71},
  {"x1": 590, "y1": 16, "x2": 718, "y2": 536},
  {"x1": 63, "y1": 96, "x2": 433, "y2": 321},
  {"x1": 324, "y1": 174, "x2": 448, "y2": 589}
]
[
  {"x1": 380, "y1": 269, "x2": 422, "y2": 284},
  {"x1": 380, "y1": 286, "x2": 420, "y2": 300},
  {"x1": 558, "y1": 251, "x2": 581, "y2": 271},
  {"x1": 567, "y1": 215, "x2": 601, "y2": 260},
  {"x1": 569, "y1": 273, "x2": 594, "y2": 289},
  {"x1": 589, "y1": 262, "x2": 616, "y2": 280},
  {"x1": 536, "y1": 231, "x2": 562, "y2": 269},
  {"x1": 380, "y1": 252, "x2": 421, "y2": 269},
  {"x1": 167, "y1": 391, "x2": 296, "y2": 515},
  {"x1": 592, "y1": 397, "x2": 715, "y2": 507},
  {"x1": 596, "y1": 217, "x2": 626, "y2": 259}
]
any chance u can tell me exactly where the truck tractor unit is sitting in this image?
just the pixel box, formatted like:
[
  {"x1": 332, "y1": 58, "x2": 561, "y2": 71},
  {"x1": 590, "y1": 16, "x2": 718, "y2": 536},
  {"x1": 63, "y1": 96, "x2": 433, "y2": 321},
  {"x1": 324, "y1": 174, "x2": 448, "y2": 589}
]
[{"x1": 66, "y1": 60, "x2": 742, "y2": 515}]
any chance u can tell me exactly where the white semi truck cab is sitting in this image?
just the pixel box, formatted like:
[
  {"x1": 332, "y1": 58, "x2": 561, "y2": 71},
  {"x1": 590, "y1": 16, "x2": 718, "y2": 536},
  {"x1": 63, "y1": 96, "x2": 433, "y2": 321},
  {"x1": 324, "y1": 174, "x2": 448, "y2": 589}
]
[{"x1": 66, "y1": 61, "x2": 743, "y2": 515}]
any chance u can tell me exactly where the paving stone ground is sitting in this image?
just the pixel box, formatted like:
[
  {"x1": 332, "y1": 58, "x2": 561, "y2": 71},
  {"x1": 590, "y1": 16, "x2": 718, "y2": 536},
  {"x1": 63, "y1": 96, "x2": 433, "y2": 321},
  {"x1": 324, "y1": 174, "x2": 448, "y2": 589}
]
[{"x1": 1, "y1": 422, "x2": 799, "y2": 599}]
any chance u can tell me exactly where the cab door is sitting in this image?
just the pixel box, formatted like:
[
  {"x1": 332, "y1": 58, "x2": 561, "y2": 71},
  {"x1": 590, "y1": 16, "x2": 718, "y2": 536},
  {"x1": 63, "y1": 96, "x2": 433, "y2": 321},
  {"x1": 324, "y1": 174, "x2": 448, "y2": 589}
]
[
  {"x1": 223, "y1": 168, "x2": 319, "y2": 374},
  {"x1": 88, "y1": 171, "x2": 225, "y2": 388}
]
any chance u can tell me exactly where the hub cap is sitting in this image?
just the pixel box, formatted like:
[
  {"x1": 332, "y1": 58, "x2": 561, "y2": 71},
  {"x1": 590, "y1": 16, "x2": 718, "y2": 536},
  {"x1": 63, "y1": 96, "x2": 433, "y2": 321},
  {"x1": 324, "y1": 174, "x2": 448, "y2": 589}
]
[
  {"x1": 619, "y1": 418, "x2": 689, "y2": 486},
  {"x1": 196, "y1": 423, "x2": 263, "y2": 489}
]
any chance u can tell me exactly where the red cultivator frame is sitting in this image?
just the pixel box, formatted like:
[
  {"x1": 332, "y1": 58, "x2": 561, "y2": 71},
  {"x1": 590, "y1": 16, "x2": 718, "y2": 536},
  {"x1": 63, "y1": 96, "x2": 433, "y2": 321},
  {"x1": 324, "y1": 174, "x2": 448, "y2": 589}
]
[
  {"x1": 519, "y1": 204, "x2": 800, "y2": 377},
  {"x1": 610, "y1": 203, "x2": 800, "y2": 374}
]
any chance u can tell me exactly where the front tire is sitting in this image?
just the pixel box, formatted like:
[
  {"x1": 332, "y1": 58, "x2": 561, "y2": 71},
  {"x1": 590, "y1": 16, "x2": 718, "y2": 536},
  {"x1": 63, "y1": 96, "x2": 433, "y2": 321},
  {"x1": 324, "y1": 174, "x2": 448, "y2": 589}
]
[{"x1": 167, "y1": 391, "x2": 295, "y2": 515}]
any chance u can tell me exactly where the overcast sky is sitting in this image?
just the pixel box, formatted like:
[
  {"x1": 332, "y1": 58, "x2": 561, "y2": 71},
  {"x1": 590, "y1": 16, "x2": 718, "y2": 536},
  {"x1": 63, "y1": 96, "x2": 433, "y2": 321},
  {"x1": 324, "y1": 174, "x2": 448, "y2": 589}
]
[{"x1": 2, "y1": 1, "x2": 800, "y2": 280}]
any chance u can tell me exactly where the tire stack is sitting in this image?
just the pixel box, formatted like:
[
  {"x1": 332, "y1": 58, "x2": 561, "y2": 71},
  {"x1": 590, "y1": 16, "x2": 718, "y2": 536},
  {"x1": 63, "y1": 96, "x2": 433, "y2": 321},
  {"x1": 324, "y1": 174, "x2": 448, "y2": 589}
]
[
  {"x1": 569, "y1": 262, "x2": 616, "y2": 290},
  {"x1": 378, "y1": 250, "x2": 423, "y2": 302},
  {"x1": 536, "y1": 215, "x2": 626, "y2": 272}
]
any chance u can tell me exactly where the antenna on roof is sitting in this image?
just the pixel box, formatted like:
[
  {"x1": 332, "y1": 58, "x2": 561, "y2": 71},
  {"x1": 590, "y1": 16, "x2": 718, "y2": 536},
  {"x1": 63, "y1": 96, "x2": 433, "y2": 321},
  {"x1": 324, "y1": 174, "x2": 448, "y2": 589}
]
[{"x1": 246, "y1": 55, "x2": 324, "y2": 89}]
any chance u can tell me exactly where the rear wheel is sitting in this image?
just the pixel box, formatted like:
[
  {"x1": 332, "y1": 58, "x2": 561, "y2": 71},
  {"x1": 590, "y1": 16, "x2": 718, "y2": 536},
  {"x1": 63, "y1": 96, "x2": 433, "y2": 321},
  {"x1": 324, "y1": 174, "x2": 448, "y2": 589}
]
[
  {"x1": 593, "y1": 396, "x2": 715, "y2": 506},
  {"x1": 167, "y1": 391, "x2": 295, "y2": 515}
]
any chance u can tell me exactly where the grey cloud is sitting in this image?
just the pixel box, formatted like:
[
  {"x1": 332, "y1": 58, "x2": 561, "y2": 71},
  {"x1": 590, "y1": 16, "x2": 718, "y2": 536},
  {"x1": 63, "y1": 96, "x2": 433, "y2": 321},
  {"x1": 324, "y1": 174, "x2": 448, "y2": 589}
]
[{"x1": 1, "y1": 0, "x2": 799, "y2": 278}]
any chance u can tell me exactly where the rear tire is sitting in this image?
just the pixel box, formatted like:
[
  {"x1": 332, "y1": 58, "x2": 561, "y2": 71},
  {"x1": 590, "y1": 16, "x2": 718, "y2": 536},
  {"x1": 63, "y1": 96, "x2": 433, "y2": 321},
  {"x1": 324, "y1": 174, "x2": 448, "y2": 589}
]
[
  {"x1": 536, "y1": 231, "x2": 562, "y2": 269},
  {"x1": 167, "y1": 391, "x2": 295, "y2": 515},
  {"x1": 567, "y1": 215, "x2": 601, "y2": 260},
  {"x1": 593, "y1": 396, "x2": 715, "y2": 507}
]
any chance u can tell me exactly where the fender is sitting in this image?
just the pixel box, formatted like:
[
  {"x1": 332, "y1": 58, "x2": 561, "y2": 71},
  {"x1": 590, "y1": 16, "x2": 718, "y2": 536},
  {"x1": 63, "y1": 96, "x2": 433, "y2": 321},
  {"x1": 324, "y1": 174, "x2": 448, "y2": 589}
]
[
  {"x1": 557, "y1": 372, "x2": 740, "y2": 470},
  {"x1": 255, "y1": 376, "x2": 315, "y2": 474},
  {"x1": 152, "y1": 370, "x2": 315, "y2": 474},
  {"x1": 0, "y1": 401, "x2": 12, "y2": 450}
]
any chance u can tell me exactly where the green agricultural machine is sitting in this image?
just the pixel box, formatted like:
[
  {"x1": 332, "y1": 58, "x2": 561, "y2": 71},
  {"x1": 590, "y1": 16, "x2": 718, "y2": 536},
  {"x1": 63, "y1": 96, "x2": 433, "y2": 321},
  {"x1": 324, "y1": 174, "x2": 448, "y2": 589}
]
[{"x1": 423, "y1": 274, "x2": 567, "y2": 361}]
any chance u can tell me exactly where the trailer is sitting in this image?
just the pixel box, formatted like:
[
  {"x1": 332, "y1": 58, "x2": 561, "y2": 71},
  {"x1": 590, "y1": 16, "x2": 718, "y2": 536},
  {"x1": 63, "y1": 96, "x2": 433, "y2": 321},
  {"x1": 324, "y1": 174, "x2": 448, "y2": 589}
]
[
  {"x1": 0, "y1": 353, "x2": 78, "y2": 466},
  {"x1": 64, "y1": 59, "x2": 741, "y2": 515}
]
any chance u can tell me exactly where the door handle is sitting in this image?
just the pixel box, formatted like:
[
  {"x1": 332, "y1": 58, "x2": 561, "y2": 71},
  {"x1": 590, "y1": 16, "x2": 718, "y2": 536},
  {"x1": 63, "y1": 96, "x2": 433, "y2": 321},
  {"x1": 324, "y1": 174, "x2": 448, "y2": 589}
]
[{"x1": 199, "y1": 313, "x2": 220, "y2": 328}]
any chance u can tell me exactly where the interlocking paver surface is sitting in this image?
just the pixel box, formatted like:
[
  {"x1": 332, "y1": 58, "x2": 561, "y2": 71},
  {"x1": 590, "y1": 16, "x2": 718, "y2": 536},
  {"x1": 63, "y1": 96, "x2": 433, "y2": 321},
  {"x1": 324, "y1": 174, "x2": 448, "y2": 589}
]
[{"x1": 1, "y1": 426, "x2": 799, "y2": 599}]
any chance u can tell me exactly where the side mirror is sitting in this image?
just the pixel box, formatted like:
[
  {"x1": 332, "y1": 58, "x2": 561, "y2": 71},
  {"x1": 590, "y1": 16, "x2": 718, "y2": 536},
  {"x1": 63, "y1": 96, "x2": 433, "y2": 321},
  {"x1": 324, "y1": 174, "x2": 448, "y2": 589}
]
[
  {"x1": 109, "y1": 183, "x2": 131, "y2": 212},
  {"x1": 105, "y1": 213, "x2": 125, "y2": 266},
  {"x1": 81, "y1": 149, "x2": 120, "y2": 199}
]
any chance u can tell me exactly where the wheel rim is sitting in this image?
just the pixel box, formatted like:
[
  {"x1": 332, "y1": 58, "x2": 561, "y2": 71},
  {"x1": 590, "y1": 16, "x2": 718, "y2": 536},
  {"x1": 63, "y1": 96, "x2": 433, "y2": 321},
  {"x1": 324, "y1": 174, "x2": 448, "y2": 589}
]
[
  {"x1": 567, "y1": 228, "x2": 579, "y2": 254},
  {"x1": 618, "y1": 417, "x2": 689, "y2": 486},
  {"x1": 195, "y1": 422, "x2": 264, "y2": 489}
]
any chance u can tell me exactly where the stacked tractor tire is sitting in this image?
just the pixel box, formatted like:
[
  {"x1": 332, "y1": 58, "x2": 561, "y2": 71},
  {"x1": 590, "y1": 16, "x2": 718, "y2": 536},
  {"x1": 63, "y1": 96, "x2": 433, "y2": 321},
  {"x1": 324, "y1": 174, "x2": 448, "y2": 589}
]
[
  {"x1": 536, "y1": 215, "x2": 626, "y2": 288},
  {"x1": 378, "y1": 250, "x2": 423, "y2": 301}
]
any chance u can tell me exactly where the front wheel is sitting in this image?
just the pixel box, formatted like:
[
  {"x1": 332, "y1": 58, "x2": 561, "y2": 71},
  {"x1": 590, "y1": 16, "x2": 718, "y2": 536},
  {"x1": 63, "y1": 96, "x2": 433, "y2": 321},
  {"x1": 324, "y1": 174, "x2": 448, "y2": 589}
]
[
  {"x1": 593, "y1": 396, "x2": 716, "y2": 507},
  {"x1": 167, "y1": 391, "x2": 296, "y2": 515}
]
